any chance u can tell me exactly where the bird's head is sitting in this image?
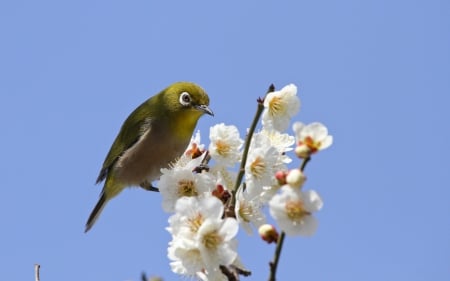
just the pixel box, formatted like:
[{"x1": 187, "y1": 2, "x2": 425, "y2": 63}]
[
  {"x1": 154, "y1": 82, "x2": 213, "y2": 139},
  {"x1": 162, "y1": 81, "x2": 213, "y2": 118}
]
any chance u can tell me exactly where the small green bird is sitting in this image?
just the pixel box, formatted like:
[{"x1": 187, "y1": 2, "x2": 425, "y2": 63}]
[{"x1": 85, "y1": 81, "x2": 213, "y2": 232}]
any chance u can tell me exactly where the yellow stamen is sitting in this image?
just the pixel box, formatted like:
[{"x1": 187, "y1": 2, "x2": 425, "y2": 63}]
[
  {"x1": 238, "y1": 201, "x2": 253, "y2": 223},
  {"x1": 215, "y1": 140, "x2": 231, "y2": 156},
  {"x1": 188, "y1": 214, "x2": 203, "y2": 233},
  {"x1": 285, "y1": 200, "x2": 310, "y2": 221},
  {"x1": 250, "y1": 156, "x2": 266, "y2": 179},
  {"x1": 177, "y1": 179, "x2": 197, "y2": 197},
  {"x1": 302, "y1": 136, "x2": 321, "y2": 153},
  {"x1": 268, "y1": 96, "x2": 286, "y2": 116},
  {"x1": 202, "y1": 230, "x2": 223, "y2": 250}
]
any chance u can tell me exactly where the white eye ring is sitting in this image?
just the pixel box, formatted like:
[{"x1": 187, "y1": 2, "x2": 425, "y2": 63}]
[{"x1": 179, "y1": 92, "x2": 191, "y2": 106}]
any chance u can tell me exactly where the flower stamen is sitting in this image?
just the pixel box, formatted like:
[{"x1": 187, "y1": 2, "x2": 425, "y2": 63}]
[
  {"x1": 285, "y1": 200, "x2": 310, "y2": 221},
  {"x1": 215, "y1": 140, "x2": 231, "y2": 156},
  {"x1": 300, "y1": 136, "x2": 321, "y2": 153},
  {"x1": 177, "y1": 179, "x2": 197, "y2": 197},
  {"x1": 268, "y1": 96, "x2": 286, "y2": 117},
  {"x1": 250, "y1": 156, "x2": 266, "y2": 179},
  {"x1": 202, "y1": 230, "x2": 223, "y2": 250}
]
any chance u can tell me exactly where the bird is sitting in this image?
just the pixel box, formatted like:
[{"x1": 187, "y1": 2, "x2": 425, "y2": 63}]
[{"x1": 85, "y1": 81, "x2": 213, "y2": 232}]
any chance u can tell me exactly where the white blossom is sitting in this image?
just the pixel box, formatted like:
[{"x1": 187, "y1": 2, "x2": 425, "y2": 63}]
[
  {"x1": 245, "y1": 133, "x2": 279, "y2": 198},
  {"x1": 159, "y1": 168, "x2": 214, "y2": 212},
  {"x1": 269, "y1": 186, "x2": 323, "y2": 236},
  {"x1": 197, "y1": 216, "x2": 239, "y2": 276},
  {"x1": 209, "y1": 123, "x2": 243, "y2": 167},
  {"x1": 167, "y1": 196, "x2": 239, "y2": 280},
  {"x1": 168, "y1": 238, "x2": 203, "y2": 276},
  {"x1": 262, "y1": 84, "x2": 300, "y2": 132},
  {"x1": 235, "y1": 187, "x2": 266, "y2": 234},
  {"x1": 260, "y1": 129, "x2": 295, "y2": 164},
  {"x1": 168, "y1": 196, "x2": 224, "y2": 236},
  {"x1": 292, "y1": 122, "x2": 333, "y2": 157}
]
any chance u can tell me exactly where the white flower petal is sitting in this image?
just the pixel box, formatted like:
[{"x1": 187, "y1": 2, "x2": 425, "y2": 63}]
[
  {"x1": 304, "y1": 122, "x2": 328, "y2": 140},
  {"x1": 292, "y1": 122, "x2": 305, "y2": 136},
  {"x1": 218, "y1": 218, "x2": 239, "y2": 241},
  {"x1": 321, "y1": 135, "x2": 333, "y2": 150},
  {"x1": 295, "y1": 215, "x2": 318, "y2": 236},
  {"x1": 198, "y1": 196, "x2": 224, "y2": 220},
  {"x1": 303, "y1": 190, "x2": 324, "y2": 212}
]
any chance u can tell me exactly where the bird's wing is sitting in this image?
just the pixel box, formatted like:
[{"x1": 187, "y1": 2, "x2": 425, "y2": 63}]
[{"x1": 95, "y1": 110, "x2": 152, "y2": 184}]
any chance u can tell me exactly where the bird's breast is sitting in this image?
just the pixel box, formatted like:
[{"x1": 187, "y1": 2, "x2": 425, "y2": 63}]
[{"x1": 113, "y1": 126, "x2": 189, "y2": 186}]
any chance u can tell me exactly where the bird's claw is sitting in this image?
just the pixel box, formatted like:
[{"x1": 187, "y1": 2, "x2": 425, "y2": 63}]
[{"x1": 140, "y1": 181, "x2": 159, "y2": 192}]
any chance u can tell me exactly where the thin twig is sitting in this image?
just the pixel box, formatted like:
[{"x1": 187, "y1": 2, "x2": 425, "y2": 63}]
[
  {"x1": 268, "y1": 156, "x2": 311, "y2": 281},
  {"x1": 34, "y1": 264, "x2": 40, "y2": 281},
  {"x1": 220, "y1": 264, "x2": 252, "y2": 281},
  {"x1": 141, "y1": 272, "x2": 163, "y2": 281},
  {"x1": 229, "y1": 84, "x2": 275, "y2": 211},
  {"x1": 268, "y1": 232, "x2": 285, "y2": 281},
  {"x1": 220, "y1": 265, "x2": 238, "y2": 281},
  {"x1": 193, "y1": 151, "x2": 211, "y2": 173},
  {"x1": 300, "y1": 156, "x2": 311, "y2": 172}
]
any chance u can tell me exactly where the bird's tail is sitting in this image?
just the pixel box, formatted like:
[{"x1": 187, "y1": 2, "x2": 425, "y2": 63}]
[{"x1": 85, "y1": 192, "x2": 108, "y2": 233}]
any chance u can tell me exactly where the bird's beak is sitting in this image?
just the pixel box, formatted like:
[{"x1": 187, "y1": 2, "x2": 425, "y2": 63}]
[{"x1": 195, "y1": 104, "x2": 214, "y2": 116}]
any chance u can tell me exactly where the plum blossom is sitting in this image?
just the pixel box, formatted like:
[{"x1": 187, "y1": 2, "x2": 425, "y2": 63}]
[
  {"x1": 269, "y1": 186, "x2": 323, "y2": 236},
  {"x1": 292, "y1": 122, "x2": 333, "y2": 158},
  {"x1": 262, "y1": 84, "x2": 300, "y2": 132},
  {"x1": 167, "y1": 196, "x2": 239, "y2": 280},
  {"x1": 209, "y1": 123, "x2": 243, "y2": 167},
  {"x1": 245, "y1": 133, "x2": 280, "y2": 197},
  {"x1": 159, "y1": 168, "x2": 215, "y2": 212}
]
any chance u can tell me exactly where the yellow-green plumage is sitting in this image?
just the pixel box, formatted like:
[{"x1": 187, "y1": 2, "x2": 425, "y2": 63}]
[{"x1": 85, "y1": 82, "x2": 212, "y2": 232}]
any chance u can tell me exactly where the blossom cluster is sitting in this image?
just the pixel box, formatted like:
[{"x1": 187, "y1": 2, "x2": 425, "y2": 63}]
[{"x1": 158, "y1": 84, "x2": 333, "y2": 280}]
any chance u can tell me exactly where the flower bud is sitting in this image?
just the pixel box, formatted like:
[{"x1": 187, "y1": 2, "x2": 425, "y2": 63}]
[
  {"x1": 258, "y1": 224, "x2": 279, "y2": 244},
  {"x1": 286, "y1": 169, "x2": 306, "y2": 189},
  {"x1": 295, "y1": 144, "x2": 311, "y2": 159},
  {"x1": 275, "y1": 170, "x2": 288, "y2": 185},
  {"x1": 185, "y1": 143, "x2": 204, "y2": 159},
  {"x1": 212, "y1": 184, "x2": 230, "y2": 204}
]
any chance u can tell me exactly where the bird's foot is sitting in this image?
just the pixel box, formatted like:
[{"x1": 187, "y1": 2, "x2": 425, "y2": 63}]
[
  {"x1": 193, "y1": 164, "x2": 210, "y2": 173},
  {"x1": 140, "y1": 181, "x2": 159, "y2": 192},
  {"x1": 193, "y1": 151, "x2": 211, "y2": 173}
]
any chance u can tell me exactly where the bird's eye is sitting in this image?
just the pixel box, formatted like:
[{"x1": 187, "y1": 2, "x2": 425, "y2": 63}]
[{"x1": 179, "y1": 92, "x2": 191, "y2": 106}]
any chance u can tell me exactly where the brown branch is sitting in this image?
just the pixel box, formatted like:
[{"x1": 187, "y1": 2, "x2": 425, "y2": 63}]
[
  {"x1": 225, "y1": 84, "x2": 275, "y2": 217},
  {"x1": 220, "y1": 265, "x2": 252, "y2": 281},
  {"x1": 268, "y1": 156, "x2": 311, "y2": 281}
]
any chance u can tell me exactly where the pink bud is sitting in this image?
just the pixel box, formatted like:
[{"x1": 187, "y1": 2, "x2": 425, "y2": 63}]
[{"x1": 275, "y1": 171, "x2": 288, "y2": 185}]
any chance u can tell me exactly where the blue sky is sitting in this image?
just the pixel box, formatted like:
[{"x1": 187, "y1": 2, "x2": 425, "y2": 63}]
[{"x1": 1, "y1": 1, "x2": 449, "y2": 280}]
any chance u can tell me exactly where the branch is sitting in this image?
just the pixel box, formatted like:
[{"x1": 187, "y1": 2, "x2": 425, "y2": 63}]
[
  {"x1": 141, "y1": 272, "x2": 163, "y2": 281},
  {"x1": 193, "y1": 150, "x2": 211, "y2": 173},
  {"x1": 300, "y1": 156, "x2": 311, "y2": 172},
  {"x1": 220, "y1": 264, "x2": 252, "y2": 281},
  {"x1": 225, "y1": 84, "x2": 275, "y2": 217},
  {"x1": 268, "y1": 156, "x2": 311, "y2": 281},
  {"x1": 268, "y1": 232, "x2": 285, "y2": 281},
  {"x1": 34, "y1": 264, "x2": 40, "y2": 281}
]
